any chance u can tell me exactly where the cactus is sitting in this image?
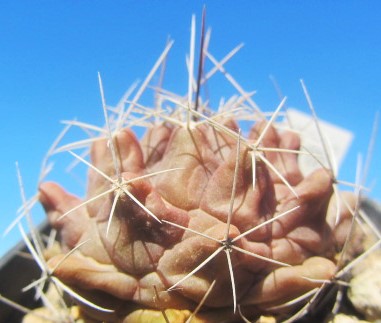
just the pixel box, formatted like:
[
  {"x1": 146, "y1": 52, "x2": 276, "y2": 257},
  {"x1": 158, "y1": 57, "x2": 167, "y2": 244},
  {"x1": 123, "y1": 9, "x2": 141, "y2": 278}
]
[{"x1": 2, "y1": 14, "x2": 380, "y2": 323}]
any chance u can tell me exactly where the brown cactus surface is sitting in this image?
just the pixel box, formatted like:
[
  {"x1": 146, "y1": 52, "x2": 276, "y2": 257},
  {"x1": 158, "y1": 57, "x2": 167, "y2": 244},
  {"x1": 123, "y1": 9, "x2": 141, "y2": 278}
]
[{"x1": 38, "y1": 116, "x2": 357, "y2": 322}]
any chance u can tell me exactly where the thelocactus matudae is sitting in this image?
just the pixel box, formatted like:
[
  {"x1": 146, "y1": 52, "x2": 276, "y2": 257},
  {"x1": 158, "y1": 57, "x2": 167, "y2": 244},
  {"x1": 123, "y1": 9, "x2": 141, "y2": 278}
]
[
  {"x1": 38, "y1": 114, "x2": 356, "y2": 322},
  {"x1": 15, "y1": 16, "x2": 368, "y2": 323}
]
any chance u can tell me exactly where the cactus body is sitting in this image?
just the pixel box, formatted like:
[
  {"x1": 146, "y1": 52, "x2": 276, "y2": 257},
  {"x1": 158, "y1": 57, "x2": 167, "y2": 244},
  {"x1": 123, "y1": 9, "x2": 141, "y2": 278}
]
[{"x1": 38, "y1": 116, "x2": 357, "y2": 322}]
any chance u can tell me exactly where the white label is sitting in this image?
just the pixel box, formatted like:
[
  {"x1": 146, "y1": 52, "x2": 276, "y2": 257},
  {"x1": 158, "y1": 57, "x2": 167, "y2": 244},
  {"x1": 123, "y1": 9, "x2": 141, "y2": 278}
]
[{"x1": 281, "y1": 108, "x2": 353, "y2": 176}]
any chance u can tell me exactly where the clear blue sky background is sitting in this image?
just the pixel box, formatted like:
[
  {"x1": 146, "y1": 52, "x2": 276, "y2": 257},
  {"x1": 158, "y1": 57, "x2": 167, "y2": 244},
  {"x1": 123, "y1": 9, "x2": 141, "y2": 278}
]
[{"x1": 0, "y1": 1, "x2": 380, "y2": 257}]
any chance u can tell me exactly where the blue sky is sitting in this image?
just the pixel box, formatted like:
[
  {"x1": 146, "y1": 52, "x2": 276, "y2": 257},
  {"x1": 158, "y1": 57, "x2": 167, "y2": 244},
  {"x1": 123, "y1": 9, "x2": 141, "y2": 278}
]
[{"x1": 0, "y1": 1, "x2": 380, "y2": 256}]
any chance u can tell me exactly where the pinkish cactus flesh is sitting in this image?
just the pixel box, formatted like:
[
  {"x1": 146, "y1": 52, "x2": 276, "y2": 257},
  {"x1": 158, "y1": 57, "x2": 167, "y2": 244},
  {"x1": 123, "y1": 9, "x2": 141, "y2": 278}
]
[{"x1": 38, "y1": 118, "x2": 357, "y2": 322}]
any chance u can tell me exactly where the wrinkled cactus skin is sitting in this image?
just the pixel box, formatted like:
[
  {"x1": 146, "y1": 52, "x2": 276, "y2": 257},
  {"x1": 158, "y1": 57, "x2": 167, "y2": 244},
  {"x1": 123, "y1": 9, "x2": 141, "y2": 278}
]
[{"x1": 39, "y1": 118, "x2": 355, "y2": 322}]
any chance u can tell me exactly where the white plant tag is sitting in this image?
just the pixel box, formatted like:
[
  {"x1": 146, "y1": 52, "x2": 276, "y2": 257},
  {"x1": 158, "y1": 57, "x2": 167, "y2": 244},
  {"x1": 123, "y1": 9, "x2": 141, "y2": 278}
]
[{"x1": 282, "y1": 108, "x2": 353, "y2": 176}]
